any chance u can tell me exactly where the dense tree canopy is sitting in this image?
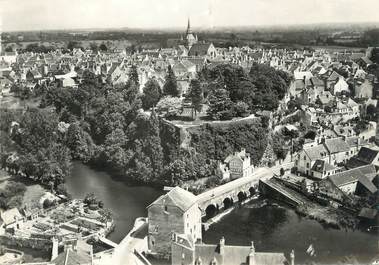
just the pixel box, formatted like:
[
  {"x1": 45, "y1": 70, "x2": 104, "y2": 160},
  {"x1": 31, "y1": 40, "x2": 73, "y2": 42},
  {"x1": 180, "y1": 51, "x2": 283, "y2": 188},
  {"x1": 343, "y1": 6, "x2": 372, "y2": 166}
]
[
  {"x1": 156, "y1": 96, "x2": 182, "y2": 118},
  {"x1": 142, "y1": 78, "x2": 162, "y2": 110},
  {"x1": 188, "y1": 79, "x2": 203, "y2": 117},
  {"x1": 163, "y1": 65, "x2": 179, "y2": 97},
  {"x1": 202, "y1": 63, "x2": 292, "y2": 120}
]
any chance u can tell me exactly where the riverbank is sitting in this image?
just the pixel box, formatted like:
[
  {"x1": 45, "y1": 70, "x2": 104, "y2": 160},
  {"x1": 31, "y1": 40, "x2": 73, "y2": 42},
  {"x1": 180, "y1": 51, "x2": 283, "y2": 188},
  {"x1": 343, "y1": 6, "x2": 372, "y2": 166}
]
[
  {"x1": 203, "y1": 199, "x2": 378, "y2": 265},
  {"x1": 295, "y1": 203, "x2": 359, "y2": 230}
]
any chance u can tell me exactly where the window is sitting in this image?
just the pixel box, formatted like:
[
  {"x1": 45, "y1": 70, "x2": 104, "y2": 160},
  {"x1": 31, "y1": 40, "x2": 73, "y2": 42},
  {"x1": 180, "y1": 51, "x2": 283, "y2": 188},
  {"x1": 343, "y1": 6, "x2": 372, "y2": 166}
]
[
  {"x1": 345, "y1": 152, "x2": 349, "y2": 155},
  {"x1": 307, "y1": 163, "x2": 310, "y2": 168},
  {"x1": 164, "y1": 206, "x2": 168, "y2": 212},
  {"x1": 304, "y1": 156, "x2": 306, "y2": 160}
]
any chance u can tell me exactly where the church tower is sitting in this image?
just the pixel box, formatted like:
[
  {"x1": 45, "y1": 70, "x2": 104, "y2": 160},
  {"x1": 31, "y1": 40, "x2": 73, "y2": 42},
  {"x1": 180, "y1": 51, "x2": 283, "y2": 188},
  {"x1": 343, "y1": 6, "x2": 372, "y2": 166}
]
[{"x1": 185, "y1": 18, "x2": 197, "y2": 49}]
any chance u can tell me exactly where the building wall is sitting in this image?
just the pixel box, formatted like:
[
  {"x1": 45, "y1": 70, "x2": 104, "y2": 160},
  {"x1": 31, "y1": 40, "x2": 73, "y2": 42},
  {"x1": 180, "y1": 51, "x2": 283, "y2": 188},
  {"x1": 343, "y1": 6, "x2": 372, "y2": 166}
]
[
  {"x1": 171, "y1": 238, "x2": 195, "y2": 265},
  {"x1": 339, "y1": 182, "x2": 358, "y2": 195},
  {"x1": 183, "y1": 205, "x2": 202, "y2": 244},
  {"x1": 295, "y1": 151, "x2": 312, "y2": 175},
  {"x1": 229, "y1": 157, "x2": 244, "y2": 179},
  {"x1": 329, "y1": 151, "x2": 350, "y2": 165},
  {"x1": 355, "y1": 80, "x2": 373, "y2": 98},
  {"x1": 148, "y1": 204, "x2": 185, "y2": 256}
]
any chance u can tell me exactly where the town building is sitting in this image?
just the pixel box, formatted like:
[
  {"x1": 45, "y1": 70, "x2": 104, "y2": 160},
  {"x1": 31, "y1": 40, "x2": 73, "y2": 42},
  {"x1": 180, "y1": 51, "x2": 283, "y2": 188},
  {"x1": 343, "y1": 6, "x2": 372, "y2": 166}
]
[
  {"x1": 346, "y1": 146, "x2": 379, "y2": 169},
  {"x1": 223, "y1": 149, "x2": 254, "y2": 180},
  {"x1": 171, "y1": 234, "x2": 292, "y2": 265},
  {"x1": 325, "y1": 165, "x2": 377, "y2": 196},
  {"x1": 147, "y1": 187, "x2": 202, "y2": 257},
  {"x1": 0, "y1": 208, "x2": 24, "y2": 234}
]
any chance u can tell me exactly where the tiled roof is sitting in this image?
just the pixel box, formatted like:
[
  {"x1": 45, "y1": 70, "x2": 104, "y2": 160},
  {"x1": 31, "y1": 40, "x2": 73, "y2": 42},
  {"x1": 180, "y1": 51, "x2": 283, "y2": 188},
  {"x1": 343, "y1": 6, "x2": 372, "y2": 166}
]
[
  {"x1": 328, "y1": 165, "x2": 377, "y2": 193},
  {"x1": 324, "y1": 138, "x2": 350, "y2": 154},
  {"x1": 194, "y1": 243, "x2": 287, "y2": 265},
  {"x1": 147, "y1": 186, "x2": 197, "y2": 212},
  {"x1": 52, "y1": 248, "x2": 92, "y2": 265},
  {"x1": 311, "y1": 159, "x2": 336, "y2": 173},
  {"x1": 354, "y1": 147, "x2": 379, "y2": 164},
  {"x1": 189, "y1": 43, "x2": 212, "y2": 56},
  {"x1": 304, "y1": 145, "x2": 328, "y2": 161}
]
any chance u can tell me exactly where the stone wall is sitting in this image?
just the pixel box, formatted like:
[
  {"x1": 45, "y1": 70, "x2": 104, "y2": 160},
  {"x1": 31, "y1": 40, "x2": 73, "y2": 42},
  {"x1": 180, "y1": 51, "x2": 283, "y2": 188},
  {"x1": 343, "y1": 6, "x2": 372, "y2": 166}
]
[
  {"x1": 0, "y1": 235, "x2": 52, "y2": 251},
  {"x1": 148, "y1": 204, "x2": 184, "y2": 257}
]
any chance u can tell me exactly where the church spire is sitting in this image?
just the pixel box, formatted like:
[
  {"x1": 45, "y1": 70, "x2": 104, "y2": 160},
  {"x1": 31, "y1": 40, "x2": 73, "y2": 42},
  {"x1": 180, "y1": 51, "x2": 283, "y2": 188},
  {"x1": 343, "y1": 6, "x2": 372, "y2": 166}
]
[{"x1": 187, "y1": 17, "x2": 191, "y2": 34}]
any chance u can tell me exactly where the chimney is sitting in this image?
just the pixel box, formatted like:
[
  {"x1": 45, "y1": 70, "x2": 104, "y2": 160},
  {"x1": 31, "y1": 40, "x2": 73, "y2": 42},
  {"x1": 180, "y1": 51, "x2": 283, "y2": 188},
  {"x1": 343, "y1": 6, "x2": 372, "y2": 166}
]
[
  {"x1": 248, "y1": 241, "x2": 255, "y2": 265},
  {"x1": 290, "y1": 250, "x2": 295, "y2": 265},
  {"x1": 219, "y1": 237, "x2": 225, "y2": 256}
]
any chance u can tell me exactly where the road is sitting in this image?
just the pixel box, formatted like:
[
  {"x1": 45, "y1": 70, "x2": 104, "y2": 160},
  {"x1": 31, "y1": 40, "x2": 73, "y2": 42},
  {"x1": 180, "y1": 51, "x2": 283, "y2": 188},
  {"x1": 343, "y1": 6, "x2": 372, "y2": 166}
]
[{"x1": 111, "y1": 218, "x2": 149, "y2": 265}]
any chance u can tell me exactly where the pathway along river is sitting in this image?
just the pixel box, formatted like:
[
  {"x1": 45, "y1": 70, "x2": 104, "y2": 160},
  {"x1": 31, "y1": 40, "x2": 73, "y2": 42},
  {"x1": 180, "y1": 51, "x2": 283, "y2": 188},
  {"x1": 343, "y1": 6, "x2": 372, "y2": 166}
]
[{"x1": 66, "y1": 162, "x2": 378, "y2": 264}]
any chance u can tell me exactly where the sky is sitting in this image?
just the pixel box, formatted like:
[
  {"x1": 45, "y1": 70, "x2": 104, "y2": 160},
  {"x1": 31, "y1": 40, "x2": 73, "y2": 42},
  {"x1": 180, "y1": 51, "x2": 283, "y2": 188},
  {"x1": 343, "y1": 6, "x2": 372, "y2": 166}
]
[{"x1": 1, "y1": 0, "x2": 379, "y2": 31}]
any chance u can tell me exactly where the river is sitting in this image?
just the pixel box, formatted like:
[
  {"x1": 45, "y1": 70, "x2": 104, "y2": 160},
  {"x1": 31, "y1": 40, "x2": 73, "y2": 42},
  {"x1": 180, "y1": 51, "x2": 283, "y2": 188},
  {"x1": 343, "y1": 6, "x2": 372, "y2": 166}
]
[
  {"x1": 65, "y1": 161, "x2": 164, "y2": 243},
  {"x1": 66, "y1": 162, "x2": 378, "y2": 264}
]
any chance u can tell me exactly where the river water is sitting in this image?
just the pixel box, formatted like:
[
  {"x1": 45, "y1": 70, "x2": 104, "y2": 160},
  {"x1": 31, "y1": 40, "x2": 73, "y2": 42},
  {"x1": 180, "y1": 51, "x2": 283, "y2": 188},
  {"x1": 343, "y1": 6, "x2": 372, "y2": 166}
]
[
  {"x1": 66, "y1": 162, "x2": 378, "y2": 264},
  {"x1": 65, "y1": 162, "x2": 163, "y2": 243}
]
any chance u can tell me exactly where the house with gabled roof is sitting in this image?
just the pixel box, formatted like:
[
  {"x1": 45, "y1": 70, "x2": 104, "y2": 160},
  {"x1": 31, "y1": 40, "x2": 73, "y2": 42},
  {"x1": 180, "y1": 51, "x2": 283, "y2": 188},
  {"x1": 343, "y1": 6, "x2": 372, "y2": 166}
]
[
  {"x1": 147, "y1": 186, "x2": 202, "y2": 256},
  {"x1": 323, "y1": 138, "x2": 351, "y2": 165},
  {"x1": 188, "y1": 43, "x2": 217, "y2": 59},
  {"x1": 346, "y1": 146, "x2": 379, "y2": 169},
  {"x1": 325, "y1": 165, "x2": 377, "y2": 196},
  {"x1": 171, "y1": 235, "x2": 291, "y2": 265},
  {"x1": 224, "y1": 149, "x2": 254, "y2": 180},
  {"x1": 295, "y1": 144, "x2": 329, "y2": 176}
]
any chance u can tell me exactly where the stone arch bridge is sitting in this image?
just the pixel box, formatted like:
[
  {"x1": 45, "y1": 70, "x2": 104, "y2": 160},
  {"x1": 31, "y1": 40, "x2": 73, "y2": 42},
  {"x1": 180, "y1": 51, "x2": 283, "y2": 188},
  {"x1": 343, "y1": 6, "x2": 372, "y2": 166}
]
[{"x1": 196, "y1": 167, "x2": 273, "y2": 218}]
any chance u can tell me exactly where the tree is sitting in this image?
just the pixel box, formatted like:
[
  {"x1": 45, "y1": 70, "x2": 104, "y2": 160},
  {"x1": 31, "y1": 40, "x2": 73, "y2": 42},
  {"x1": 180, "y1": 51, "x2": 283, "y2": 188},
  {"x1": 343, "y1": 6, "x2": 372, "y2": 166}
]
[
  {"x1": 65, "y1": 123, "x2": 95, "y2": 162},
  {"x1": 207, "y1": 88, "x2": 234, "y2": 120},
  {"x1": 163, "y1": 65, "x2": 179, "y2": 97},
  {"x1": 144, "y1": 109, "x2": 164, "y2": 180},
  {"x1": 142, "y1": 79, "x2": 162, "y2": 110},
  {"x1": 233, "y1": 101, "x2": 249, "y2": 117},
  {"x1": 129, "y1": 65, "x2": 139, "y2": 88},
  {"x1": 99, "y1": 43, "x2": 107, "y2": 52},
  {"x1": 89, "y1": 43, "x2": 98, "y2": 53},
  {"x1": 67, "y1": 41, "x2": 82, "y2": 51},
  {"x1": 156, "y1": 96, "x2": 182, "y2": 118},
  {"x1": 188, "y1": 79, "x2": 203, "y2": 118}
]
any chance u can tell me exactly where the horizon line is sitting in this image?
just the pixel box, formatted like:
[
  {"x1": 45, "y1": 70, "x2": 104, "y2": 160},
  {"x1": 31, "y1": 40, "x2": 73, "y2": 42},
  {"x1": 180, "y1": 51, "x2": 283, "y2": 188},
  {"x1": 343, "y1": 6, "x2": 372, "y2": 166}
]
[{"x1": 2, "y1": 20, "x2": 379, "y2": 34}]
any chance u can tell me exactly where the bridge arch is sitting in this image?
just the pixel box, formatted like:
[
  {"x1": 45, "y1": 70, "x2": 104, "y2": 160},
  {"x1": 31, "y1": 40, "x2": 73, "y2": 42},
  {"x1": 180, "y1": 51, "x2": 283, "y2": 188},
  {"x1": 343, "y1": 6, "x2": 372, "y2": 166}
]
[
  {"x1": 205, "y1": 203, "x2": 218, "y2": 219},
  {"x1": 237, "y1": 191, "x2": 247, "y2": 202},
  {"x1": 249, "y1": 187, "x2": 256, "y2": 197},
  {"x1": 223, "y1": 197, "x2": 234, "y2": 209}
]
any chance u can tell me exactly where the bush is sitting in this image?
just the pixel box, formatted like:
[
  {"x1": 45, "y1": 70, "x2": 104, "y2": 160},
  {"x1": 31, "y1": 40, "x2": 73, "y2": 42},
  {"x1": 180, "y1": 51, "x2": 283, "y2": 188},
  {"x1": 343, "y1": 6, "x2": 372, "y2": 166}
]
[
  {"x1": 43, "y1": 199, "x2": 55, "y2": 209},
  {"x1": 233, "y1": 101, "x2": 250, "y2": 117}
]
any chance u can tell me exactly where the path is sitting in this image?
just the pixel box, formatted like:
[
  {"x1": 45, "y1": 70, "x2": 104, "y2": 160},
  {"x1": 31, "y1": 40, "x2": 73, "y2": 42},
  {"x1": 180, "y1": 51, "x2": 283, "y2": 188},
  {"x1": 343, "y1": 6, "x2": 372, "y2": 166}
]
[{"x1": 110, "y1": 218, "x2": 150, "y2": 265}]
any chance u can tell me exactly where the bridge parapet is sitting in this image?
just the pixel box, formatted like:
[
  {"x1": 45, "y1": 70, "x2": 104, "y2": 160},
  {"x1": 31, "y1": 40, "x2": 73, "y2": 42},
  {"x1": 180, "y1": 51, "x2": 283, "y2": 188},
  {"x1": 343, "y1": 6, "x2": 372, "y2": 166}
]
[{"x1": 196, "y1": 167, "x2": 273, "y2": 216}]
